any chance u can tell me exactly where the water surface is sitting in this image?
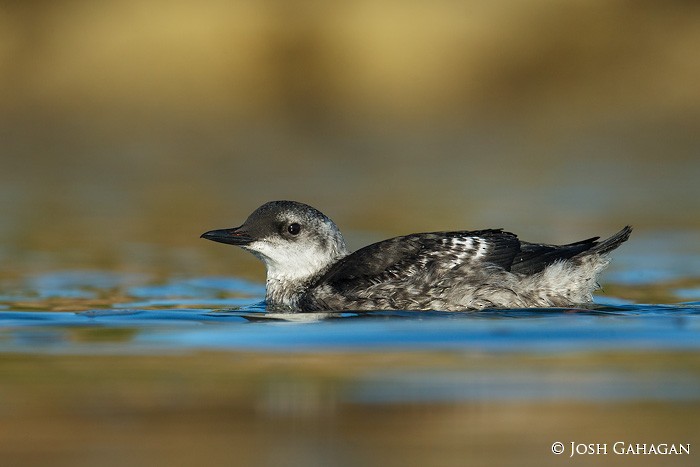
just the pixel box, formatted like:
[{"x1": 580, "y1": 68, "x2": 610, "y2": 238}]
[{"x1": 1, "y1": 230, "x2": 699, "y2": 467}]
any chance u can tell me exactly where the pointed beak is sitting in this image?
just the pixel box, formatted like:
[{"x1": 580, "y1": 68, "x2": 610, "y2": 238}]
[{"x1": 200, "y1": 226, "x2": 254, "y2": 246}]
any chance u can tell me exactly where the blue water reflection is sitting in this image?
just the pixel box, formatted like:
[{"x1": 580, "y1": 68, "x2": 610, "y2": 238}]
[
  {"x1": 1, "y1": 265, "x2": 700, "y2": 407},
  {"x1": 0, "y1": 303, "x2": 698, "y2": 354}
]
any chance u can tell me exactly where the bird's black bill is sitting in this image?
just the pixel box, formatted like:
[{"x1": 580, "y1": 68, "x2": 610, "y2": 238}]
[{"x1": 200, "y1": 227, "x2": 253, "y2": 246}]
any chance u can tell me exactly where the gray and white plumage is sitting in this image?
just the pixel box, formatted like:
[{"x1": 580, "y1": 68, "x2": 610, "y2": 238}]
[{"x1": 201, "y1": 200, "x2": 632, "y2": 312}]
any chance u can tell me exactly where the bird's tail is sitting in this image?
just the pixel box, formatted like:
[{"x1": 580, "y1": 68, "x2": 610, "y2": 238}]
[{"x1": 587, "y1": 226, "x2": 633, "y2": 256}]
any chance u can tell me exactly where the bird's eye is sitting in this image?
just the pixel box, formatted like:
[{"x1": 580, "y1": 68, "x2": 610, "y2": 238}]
[{"x1": 287, "y1": 223, "x2": 301, "y2": 235}]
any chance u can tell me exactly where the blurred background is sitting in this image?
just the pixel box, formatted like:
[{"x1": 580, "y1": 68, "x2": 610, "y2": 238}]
[
  {"x1": 1, "y1": 0, "x2": 699, "y2": 280},
  {"x1": 2, "y1": 3, "x2": 700, "y2": 467}
]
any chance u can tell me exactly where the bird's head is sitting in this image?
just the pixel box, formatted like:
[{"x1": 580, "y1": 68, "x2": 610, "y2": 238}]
[{"x1": 201, "y1": 200, "x2": 348, "y2": 282}]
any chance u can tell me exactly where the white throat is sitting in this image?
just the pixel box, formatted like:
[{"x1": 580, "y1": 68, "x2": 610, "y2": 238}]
[{"x1": 245, "y1": 238, "x2": 348, "y2": 309}]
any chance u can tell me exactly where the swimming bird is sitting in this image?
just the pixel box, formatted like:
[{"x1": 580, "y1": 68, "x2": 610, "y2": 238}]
[{"x1": 201, "y1": 201, "x2": 631, "y2": 312}]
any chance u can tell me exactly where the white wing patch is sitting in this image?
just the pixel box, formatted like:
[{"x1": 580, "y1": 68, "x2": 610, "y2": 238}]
[
  {"x1": 475, "y1": 239, "x2": 489, "y2": 258},
  {"x1": 439, "y1": 236, "x2": 490, "y2": 268},
  {"x1": 450, "y1": 237, "x2": 475, "y2": 250}
]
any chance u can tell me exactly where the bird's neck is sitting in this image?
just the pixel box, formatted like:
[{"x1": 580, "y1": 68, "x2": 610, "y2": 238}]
[
  {"x1": 265, "y1": 275, "x2": 313, "y2": 311},
  {"x1": 264, "y1": 252, "x2": 347, "y2": 311}
]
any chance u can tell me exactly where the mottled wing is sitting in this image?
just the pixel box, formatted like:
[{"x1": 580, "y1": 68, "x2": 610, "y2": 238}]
[
  {"x1": 306, "y1": 229, "x2": 521, "y2": 300},
  {"x1": 299, "y1": 226, "x2": 633, "y2": 311}
]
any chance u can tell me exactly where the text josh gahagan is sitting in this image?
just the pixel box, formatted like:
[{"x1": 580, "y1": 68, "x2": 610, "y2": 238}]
[{"x1": 569, "y1": 442, "x2": 690, "y2": 457}]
